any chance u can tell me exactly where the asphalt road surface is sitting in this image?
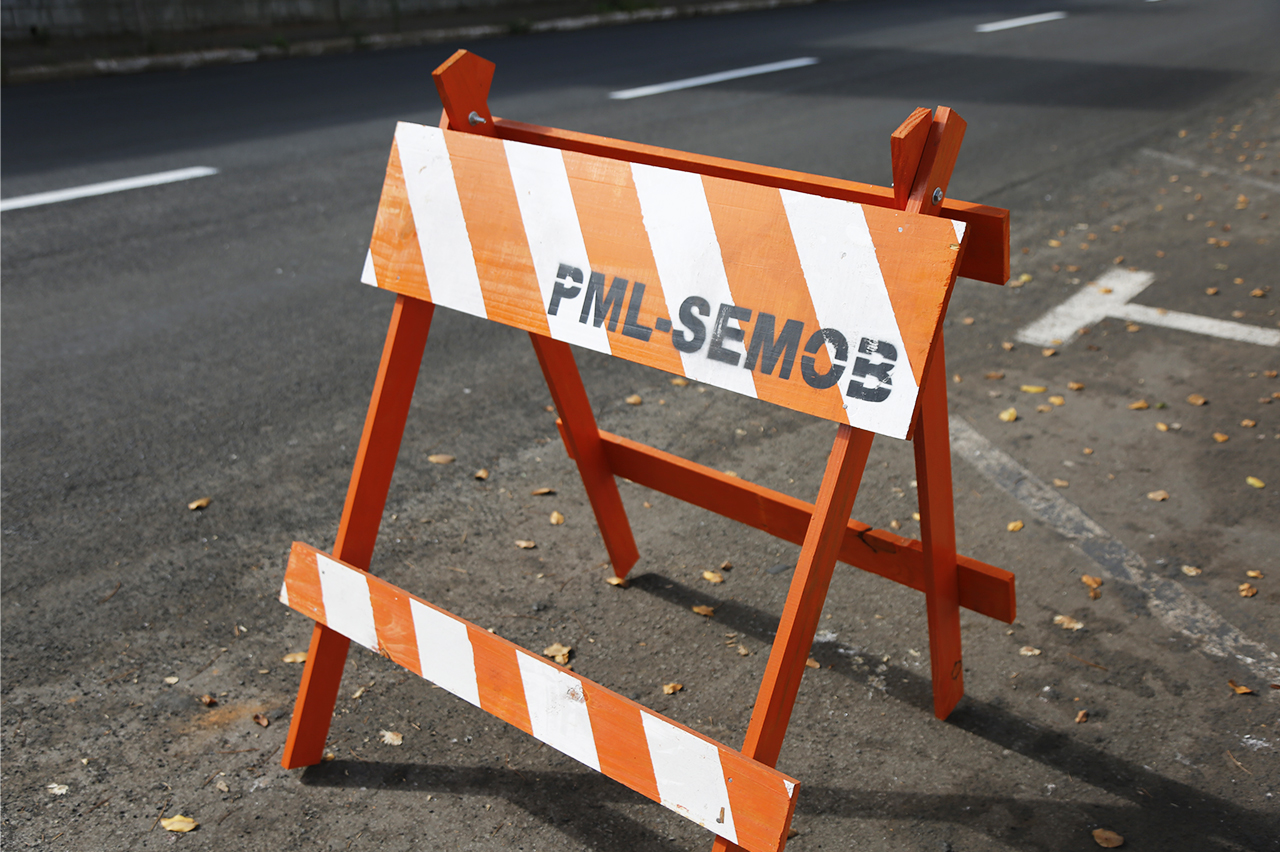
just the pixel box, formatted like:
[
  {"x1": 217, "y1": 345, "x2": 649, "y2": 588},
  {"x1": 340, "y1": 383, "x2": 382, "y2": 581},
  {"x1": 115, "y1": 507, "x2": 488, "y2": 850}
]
[{"x1": 3, "y1": 1, "x2": 1278, "y2": 850}]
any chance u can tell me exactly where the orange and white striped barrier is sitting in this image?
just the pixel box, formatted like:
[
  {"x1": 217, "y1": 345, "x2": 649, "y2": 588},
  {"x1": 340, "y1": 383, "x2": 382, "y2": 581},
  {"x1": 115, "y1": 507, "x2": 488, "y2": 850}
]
[
  {"x1": 281, "y1": 541, "x2": 798, "y2": 852},
  {"x1": 363, "y1": 122, "x2": 967, "y2": 440}
]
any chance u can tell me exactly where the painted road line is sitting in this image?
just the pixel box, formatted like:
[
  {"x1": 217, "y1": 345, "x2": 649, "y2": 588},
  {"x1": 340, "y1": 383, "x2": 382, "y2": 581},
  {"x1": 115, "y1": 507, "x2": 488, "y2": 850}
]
[
  {"x1": 1016, "y1": 268, "x2": 1280, "y2": 349},
  {"x1": 950, "y1": 416, "x2": 1280, "y2": 682},
  {"x1": 974, "y1": 11, "x2": 1067, "y2": 33},
  {"x1": 0, "y1": 166, "x2": 219, "y2": 212},
  {"x1": 1139, "y1": 149, "x2": 1280, "y2": 195},
  {"x1": 609, "y1": 57, "x2": 818, "y2": 100}
]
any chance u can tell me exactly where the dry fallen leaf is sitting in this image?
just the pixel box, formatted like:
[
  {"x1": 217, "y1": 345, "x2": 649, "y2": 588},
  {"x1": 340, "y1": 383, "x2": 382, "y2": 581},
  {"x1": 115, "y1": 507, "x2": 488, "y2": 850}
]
[
  {"x1": 1021, "y1": 385, "x2": 1047, "y2": 394},
  {"x1": 1246, "y1": 476, "x2": 1265, "y2": 489},
  {"x1": 985, "y1": 371, "x2": 1005, "y2": 380},
  {"x1": 805, "y1": 658, "x2": 821, "y2": 669},
  {"x1": 1001, "y1": 341, "x2": 1015, "y2": 351},
  {"x1": 215, "y1": 779, "x2": 230, "y2": 793},
  {"x1": 514, "y1": 540, "x2": 537, "y2": 549},
  {"x1": 1042, "y1": 348, "x2": 1057, "y2": 357},
  {"x1": 542, "y1": 642, "x2": 572, "y2": 664},
  {"x1": 380, "y1": 730, "x2": 404, "y2": 746},
  {"x1": 1246, "y1": 570, "x2": 1264, "y2": 579},
  {"x1": 1075, "y1": 710, "x2": 1089, "y2": 724},
  {"x1": 282, "y1": 651, "x2": 307, "y2": 664},
  {"x1": 253, "y1": 713, "x2": 269, "y2": 728},
  {"x1": 530, "y1": 487, "x2": 555, "y2": 496},
  {"x1": 736, "y1": 644, "x2": 751, "y2": 656},
  {"x1": 1251, "y1": 288, "x2": 1267, "y2": 298},
  {"x1": 662, "y1": 682, "x2": 683, "y2": 695},
  {"x1": 1007, "y1": 520, "x2": 1024, "y2": 532},
  {"x1": 1181, "y1": 565, "x2": 1202, "y2": 577},
  {"x1": 702, "y1": 570, "x2": 724, "y2": 584},
  {"x1": 1241, "y1": 419, "x2": 1257, "y2": 428},
  {"x1": 1206, "y1": 287, "x2": 1220, "y2": 295},
  {"x1": 1068, "y1": 381, "x2": 1085, "y2": 391},
  {"x1": 1125, "y1": 322, "x2": 1140, "y2": 333},
  {"x1": 1091, "y1": 828, "x2": 1122, "y2": 848},
  {"x1": 670, "y1": 376, "x2": 690, "y2": 387},
  {"x1": 1047, "y1": 239, "x2": 1062, "y2": 247},
  {"x1": 691, "y1": 605, "x2": 715, "y2": 617},
  {"x1": 1239, "y1": 583, "x2": 1258, "y2": 598},
  {"x1": 474, "y1": 469, "x2": 489, "y2": 481},
  {"x1": 1053, "y1": 478, "x2": 1069, "y2": 488},
  {"x1": 163, "y1": 676, "x2": 179, "y2": 685},
  {"x1": 187, "y1": 496, "x2": 211, "y2": 511},
  {"x1": 1147, "y1": 490, "x2": 1170, "y2": 502},
  {"x1": 1019, "y1": 646, "x2": 1042, "y2": 656},
  {"x1": 46, "y1": 783, "x2": 68, "y2": 795},
  {"x1": 962, "y1": 316, "x2": 975, "y2": 325},
  {"x1": 199, "y1": 694, "x2": 217, "y2": 707},
  {"x1": 1128, "y1": 399, "x2": 1149, "y2": 410},
  {"x1": 161, "y1": 815, "x2": 199, "y2": 833},
  {"x1": 1048, "y1": 395, "x2": 1066, "y2": 406},
  {"x1": 625, "y1": 394, "x2": 643, "y2": 405},
  {"x1": 1036, "y1": 404, "x2": 1053, "y2": 414},
  {"x1": 1213, "y1": 432, "x2": 1230, "y2": 443},
  {"x1": 999, "y1": 407, "x2": 1018, "y2": 423},
  {"x1": 1228, "y1": 680, "x2": 1254, "y2": 695},
  {"x1": 889, "y1": 519, "x2": 901, "y2": 530},
  {"x1": 1186, "y1": 393, "x2": 1207, "y2": 406},
  {"x1": 427, "y1": 454, "x2": 455, "y2": 465},
  {"x1": 604, "y1": 576, "x2": 628, "y2": 587},
  {"x1": 1081, "y1": 575, "x2": 1103, "y2": 590},
  {"x1": 1082, "y1": 447, "x2": 1094, "y2": 455},
  {"x1": 1053, "y1": 614, "x2": 1084, "y2": 631},
  {"x1": 549, "y1": 510, "x2": 565, "y2": 525},
  {"x1": 1156, "y1": 422, "x2": 1169, "y2": 432},
  {"x1": 720, "y1": 560, "x2": 733, "y2": 570}
]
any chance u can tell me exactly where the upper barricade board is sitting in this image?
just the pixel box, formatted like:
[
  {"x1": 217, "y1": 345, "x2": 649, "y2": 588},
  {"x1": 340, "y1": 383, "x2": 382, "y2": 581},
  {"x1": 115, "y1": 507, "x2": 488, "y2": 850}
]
[{"x1": 363, "y1": 122, "x2": 968, "y2": 440}]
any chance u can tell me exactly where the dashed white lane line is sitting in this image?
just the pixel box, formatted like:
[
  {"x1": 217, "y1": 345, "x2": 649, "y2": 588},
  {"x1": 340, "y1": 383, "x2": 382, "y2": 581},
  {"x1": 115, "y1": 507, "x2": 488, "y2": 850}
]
[
  {"x1": 1016, "y1": 268, "x2": 1280, "y2": 349},
  {"x1": 1140, "y1": 148, "x2": 1280, "y2": 195},
  {"x1": 609, "y1": 57, "x2": 818, "y2": 100},
  {"x1": 0, "y1": 166, "x2": 219, "y2": 212},
  {"x1": 974, "y1": 11, "x2": 1067, "y2": 33},
  {"x1": 949, "y1": 416, "x2": 1280, "y2": 683}
]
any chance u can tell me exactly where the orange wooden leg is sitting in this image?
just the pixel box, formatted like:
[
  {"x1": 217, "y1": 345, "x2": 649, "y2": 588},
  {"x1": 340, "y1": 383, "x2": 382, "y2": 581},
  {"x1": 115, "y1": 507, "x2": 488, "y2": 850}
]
[
  {"x1": 281, "y1": 294, "x2": 434, "y2": 769},
  {"x1": 912, "y1": 341, "x2": 964, "y2": 720},
  {"x1": 529, "y1": 333, "x2": 640, "y2": 577}
]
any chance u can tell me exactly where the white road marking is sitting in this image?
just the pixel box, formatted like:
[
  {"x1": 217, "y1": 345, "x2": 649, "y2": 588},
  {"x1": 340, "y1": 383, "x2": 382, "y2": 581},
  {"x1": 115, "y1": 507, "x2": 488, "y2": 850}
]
[
  {"x1": 975, "y1": 11, "x2": 1067, "y2": 32},
  {"x1": 1139, "y1": 148, "x2": 1280, "y2": 195},
  {"x1": 949, "y1": 416, "x2": 1280, "y2": 683},
  {"x1": 0, "y1": 166, "x2": 218, "y2": 212},
  {"x1": 609, "y1": 57, "x2": 818, "y2": 100},
  {"x1": 1016, "y1": 268, "x2": 1280, "y2": 349}
]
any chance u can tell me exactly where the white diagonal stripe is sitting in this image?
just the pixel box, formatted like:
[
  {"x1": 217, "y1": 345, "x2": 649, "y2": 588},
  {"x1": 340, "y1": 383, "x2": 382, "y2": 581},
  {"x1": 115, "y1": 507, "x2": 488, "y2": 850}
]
[
  {"x1": 516, "y1": 652, "x2": 600, "y2": 771},
  {"x1": 315, "y1": 554, "x2": 379, "y2": 652},
  {"x1": 630, "y1": 164, "x2": 758, "y2": 399},
  {"x1": 395, "y1": 123, "x2": 488, "y2": 319},
  {"x1": 409, "y1": 599, "x2": 481, "y2": 707},
  {"x1": 503, "y1": 139, "x2": 613, "y2": 354},
  {"x1": 640, "y1": 714, "x2": 737, "y2": 843},
  {"x1": 780, "y1": 191, "x2": 916, "y2": 439},
  {"x1": 361, "y1": 249, "x2": 377, "y2": 287}
]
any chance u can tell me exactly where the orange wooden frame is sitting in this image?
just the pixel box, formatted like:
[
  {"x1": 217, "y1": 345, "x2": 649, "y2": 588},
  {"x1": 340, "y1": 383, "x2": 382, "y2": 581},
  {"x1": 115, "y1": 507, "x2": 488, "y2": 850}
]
[{"x1": 281, "y1": 49, "x2": 1014, "y2": 852}]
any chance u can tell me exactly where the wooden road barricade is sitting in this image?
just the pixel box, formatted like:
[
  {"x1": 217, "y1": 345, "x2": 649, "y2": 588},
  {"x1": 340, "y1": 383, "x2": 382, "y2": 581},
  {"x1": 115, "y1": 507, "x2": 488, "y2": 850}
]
[{"x1": 279, "y1": 49, "x2": 1015, "y2": 852}]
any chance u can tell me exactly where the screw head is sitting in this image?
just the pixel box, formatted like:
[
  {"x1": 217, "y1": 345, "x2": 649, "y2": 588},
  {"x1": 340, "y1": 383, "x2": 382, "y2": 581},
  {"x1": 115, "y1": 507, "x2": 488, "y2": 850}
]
[
  {"x1": 932, "y1": 187, "x2": 944, "y2": 206},
  {"x1": 468, "y1": 110, "x2": 487, "y2": 126}
]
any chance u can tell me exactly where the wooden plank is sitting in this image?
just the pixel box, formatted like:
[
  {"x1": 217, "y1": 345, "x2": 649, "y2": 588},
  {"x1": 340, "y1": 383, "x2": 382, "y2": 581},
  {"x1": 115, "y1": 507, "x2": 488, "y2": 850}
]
[
  {"x1": 891, "y1": 107, "x2": 932, "y2": 210},
  {"x1": 556, "y1": 422, "x2": 1015, "y2": 623}
]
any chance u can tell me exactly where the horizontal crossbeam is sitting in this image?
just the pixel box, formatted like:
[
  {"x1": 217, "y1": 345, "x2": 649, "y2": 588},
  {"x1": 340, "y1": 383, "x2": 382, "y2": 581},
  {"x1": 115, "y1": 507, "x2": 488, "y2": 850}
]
[
  {"x1": 281, "y1": 542, "x2": 799, "y2": 852},
  {"x1": 556, "y1": 423, "x2": 1015, "y2": 624}
]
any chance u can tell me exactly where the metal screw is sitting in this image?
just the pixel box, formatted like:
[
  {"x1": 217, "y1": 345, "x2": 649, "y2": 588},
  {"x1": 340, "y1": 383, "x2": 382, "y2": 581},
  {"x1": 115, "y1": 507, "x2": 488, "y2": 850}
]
[
  {"x1": 468, "y1": 111, "x2": 487, "y2": 126},
  {"x1": 932, "y1": 187, "x2": 944, "y2": 205}
]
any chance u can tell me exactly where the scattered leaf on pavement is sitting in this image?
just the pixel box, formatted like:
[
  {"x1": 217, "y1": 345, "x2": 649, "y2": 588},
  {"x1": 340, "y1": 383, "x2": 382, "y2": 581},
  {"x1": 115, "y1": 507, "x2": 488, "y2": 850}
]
[
  {"x1": 1019, "y1": 646, "x2": 1041, "y2": 656},
  {"x1": 1239, "y1": 583, "x2": 1258, "y2": 598},
  {"x1": 1228, "y1": 680, "x2": 1253, "y2": 695},
  {"x1": 514, "y1": 540, "x2": 537, "y2": 549},
  {"x1": 662, "y1": 682, "x2": 683, "y2": 695},
  {"x1": 1053, "y1": 478, "x2": 1069, "y2": 488},
  {"x1": 1081, "y1": 575, "x2": 1103, "y2": 590},
  {"x1": 1075, "y1": 710, "x2": 1089, "y2": 723},
  {"x1": 1007, "y1": 520, "x2": 1024, "y2": 532},
  {"x1": 474, "y1": 469, "x2": 489, "y2": 480},
  {"x1": 531, "y1": 487, "x2": 555, "y2": 496},
  {"x1": 720, "y1": 560, "x2": 733, "y2": 570},
  {"x1": 1246, "y1": 476, "x2": 1265, "y2": 488},
  {"x1": 549, "y1": 511, "x2": 565, "y2": 525},
  {"x1": 46, "y1": 783, "x2": 68, "y2": 795},
  {"x1": 1053, "y1": 614, "x2": 1084, "y2": 631},
  {"x1": 1147, "y1": 490, "x2": 1170, "y2": 502},
  {"x1": 1002, "y1": 341, "x2": 1015, "y2": 351},
  {"x1": 283, "y1": 652, "x2": 307, "y2": 663},
  {"x1": 985, "y1": 371, "x2": 1005, "y2": 380},
  {"x1": 1091, "y1": 828, "x2": 1123, "y2": 848},
  {"x1": 691, "y1": 605, "x2": 715, "y2": 617},
  {"x1": 215, "y1": 779, "x2": 230, "y2": 793},
  {"x1": 161, "y1": 815, "x2": 198, "y2": 833},
  {"x1": 1042, "y1": 348, "x2": 1057, "y2": 357},
  {"x1": 1186, "y1": 393, "x2": 1207, "y2": 406},
  {"x1": 1246, "y1": 570, "x2": 1263, "y2": 579},
  {"x1": 702, "y1": 570, "x2": 724, "y2": 584},
  {"x1": 187, "y1": 497, "x2": 211, "y2": 511},
  {"x1": 1037, "y1": 404, "x2": 1053, "y2": 413},
  {"x1": 199, "y1": 694, "x2": 217, "y2": 707},
  {"x1": 542, "y1": 643, "x2": 572, "y2": 664},
  {"x1": 625, "y1": 394, "x2": 643, "y2": 405},
  {"x1": 253, "y1": 713, "x2": 269, "y2": 728},
  {"x1": 1083, "y1": 447, "x2": 1094, "y2": 455},
  {"x1": 1021, "y1": 385, "x2": 1047, "y2": 393},
  {"x1": 1213, "y1": 432, "x2": 1230, "y2": 443},
  {"x1": 1049, "y1": 395, "x2": 1066, "y2": 406},
  {"x1": 805, "y1": 658, "x2": 821, "y2": 669},
  {"x1": 164, "y1": 676, "x2": 179, "y2": 685},
  {"x1": 1241, "y1": 419, "x2": 1257, "y2": 428},
  {"x1": 427, "y1": 454, "x2": 455, "y2": 465},
  {"x1": 380, "y1": 730, "x2": 404, "y2": 746},
  {"x1": 670, "y1": 377, "x2": 690, "y2": 387},
  {"x1": 604, "y1": 576, "x2": 628, "y2": 587},
  {"x1": 1128, "y1": 400, "x2": 1149, "y2": 410},
  {"x1": 1181, "y1": 565, "x2": 1202, "y2": 576},
  {"x1": 1068, "y1": 382, "x2": 1085, "y2": 391},
  {"x1": 999, "y1": 407, "x2": 1018, "y2": 422},
  {"x1": 736, "y1": 644, "x2": 751, "y2": 656},
  {"x1": 1156, "y1": 422, "x2": 1169, "y2": 432}
]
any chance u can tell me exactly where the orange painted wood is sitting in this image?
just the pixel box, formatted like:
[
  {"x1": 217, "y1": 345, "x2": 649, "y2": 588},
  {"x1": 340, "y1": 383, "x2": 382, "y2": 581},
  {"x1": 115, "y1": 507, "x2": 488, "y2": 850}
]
[
  {"x1": 905, "y1": 107, "x2": 967, "y2": 217},
  {"x1": 433, "y1": 49, "x2": 497, "y2": 136},
  {"x1": 912, "y1": 345, "x2": 965, "y2": 720},
  {"x1": 492, "y1": 117, "x2": 1008, "y2": 286},
  {"x1": 281, "y1": 294, "x2": 434, "y2": 769},
  {"x1": 739, "y1": 425, "x2": 875, "y2": 769},
  {"x1": 554, "y1": 422, "x2": 1014, "y2": 622},
  {"x1": 530, "y1": 334, "x2": 639, "y2": 577},
  {"x1": 368, "y1": 140, "x2": 431, "y2": 301},
  {"x1": 891, "y1": 107, "x2": 932, "y2": 210}
]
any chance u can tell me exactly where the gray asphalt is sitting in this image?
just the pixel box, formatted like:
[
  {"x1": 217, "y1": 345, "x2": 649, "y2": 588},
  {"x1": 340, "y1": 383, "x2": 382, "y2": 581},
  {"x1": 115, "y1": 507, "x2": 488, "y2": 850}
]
[{"x1": 3, "y1": 1, "x2": 1278, "y2": 850}]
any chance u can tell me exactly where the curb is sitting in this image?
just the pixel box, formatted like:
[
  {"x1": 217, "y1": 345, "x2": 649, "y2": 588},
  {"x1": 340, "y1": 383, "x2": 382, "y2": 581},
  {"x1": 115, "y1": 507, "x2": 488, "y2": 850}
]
[{"x1": 5, "y1": 0, "x2": 821, "y2": 85}]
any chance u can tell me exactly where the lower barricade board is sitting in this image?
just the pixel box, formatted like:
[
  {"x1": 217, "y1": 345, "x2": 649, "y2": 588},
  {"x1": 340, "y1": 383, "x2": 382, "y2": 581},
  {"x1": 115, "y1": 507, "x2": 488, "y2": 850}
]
[{"x1": 280, "y1": 542, "x2": 799, "y2": 852}]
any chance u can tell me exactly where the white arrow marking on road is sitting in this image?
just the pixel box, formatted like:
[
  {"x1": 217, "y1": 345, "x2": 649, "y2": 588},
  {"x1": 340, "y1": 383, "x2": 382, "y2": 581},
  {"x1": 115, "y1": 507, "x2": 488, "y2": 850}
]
[
  {"x1": 1016, "y1": 268, "x2": 1280, "y2": 349},
  {"x1": 609, "y1": 57, "x2": 818, "y2": 100},
  {"x1": 0, "y1": 166, "x2": 219, "y2": 212},
  {"x1": 975, "y1": 11, "x2": 1067, "y2": 33}
]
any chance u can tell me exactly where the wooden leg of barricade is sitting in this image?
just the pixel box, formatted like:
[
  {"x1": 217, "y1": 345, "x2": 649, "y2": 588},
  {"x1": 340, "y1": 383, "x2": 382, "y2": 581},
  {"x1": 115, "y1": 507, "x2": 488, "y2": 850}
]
[
  {"x1": 912, "y1": 342, "x2": 964, "y2": 721},
  {"x1": 711, "y1": 424, "x2": 874, "y2": 852},
  {"x1": 529, "y1": 333, "x2": 640, "y2": 578},
  {"x1": 282, "y1": 294, "x2": 434, "y2": 769}
]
